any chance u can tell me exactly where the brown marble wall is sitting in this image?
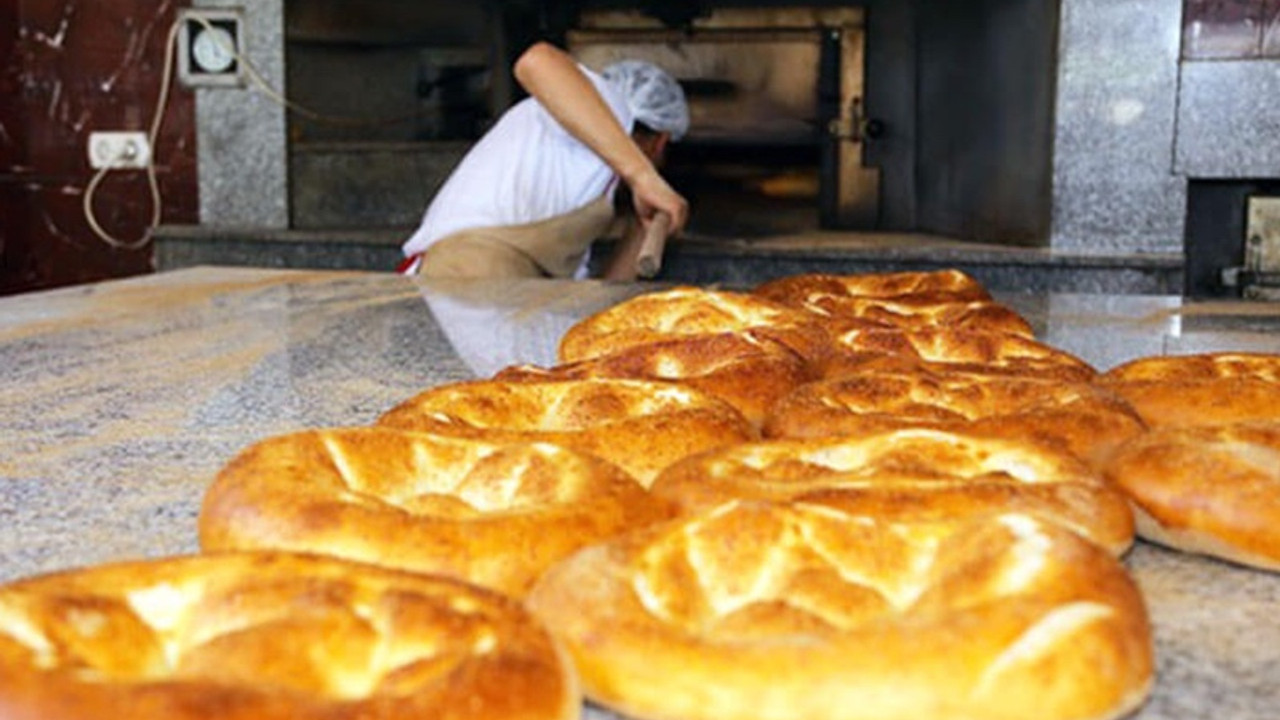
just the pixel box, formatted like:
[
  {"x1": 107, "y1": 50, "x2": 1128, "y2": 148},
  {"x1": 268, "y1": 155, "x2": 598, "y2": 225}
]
[
  {"x1": 0, "y1": 0, "x2": 197, "y2": 296},
  {"x1": 1183, "y1": 0, "x2": 1280, "y2": 58}
]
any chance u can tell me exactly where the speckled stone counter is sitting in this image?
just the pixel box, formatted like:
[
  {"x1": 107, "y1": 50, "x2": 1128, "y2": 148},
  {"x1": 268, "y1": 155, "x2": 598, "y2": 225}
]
[{"x1": 2, "y1": 266, "x2": 1278, "y2": 719}]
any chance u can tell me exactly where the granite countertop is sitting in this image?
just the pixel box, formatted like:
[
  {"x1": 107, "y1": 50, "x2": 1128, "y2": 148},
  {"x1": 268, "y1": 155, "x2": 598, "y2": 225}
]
[{"x1": 2, "y1": 266, "x2": 1278, "y2": 718}]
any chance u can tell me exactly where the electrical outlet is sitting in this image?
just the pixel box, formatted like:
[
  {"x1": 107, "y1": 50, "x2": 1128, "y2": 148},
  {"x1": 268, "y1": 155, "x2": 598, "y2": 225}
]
[
  {"x1": 87, "y1": 131, "x2": 151, "y2": 170},
  {"x1": 178, "y1": 8, "x2": 245, "y2": 88}
]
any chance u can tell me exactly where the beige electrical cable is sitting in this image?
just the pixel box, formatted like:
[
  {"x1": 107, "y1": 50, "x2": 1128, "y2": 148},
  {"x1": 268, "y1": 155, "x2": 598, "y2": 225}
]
[
  {"x1": 84, "y1": 15, "x2": 424, "y2": 251},
  {"x1": 82, "y1": 19, "x2": 179, "y2": 250}
]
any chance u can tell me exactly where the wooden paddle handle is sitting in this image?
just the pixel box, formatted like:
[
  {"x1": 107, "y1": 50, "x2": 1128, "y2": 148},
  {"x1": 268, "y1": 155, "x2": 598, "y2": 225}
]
[{"x1": 635, "y1": 211, "x2": 672, "y2": 279}]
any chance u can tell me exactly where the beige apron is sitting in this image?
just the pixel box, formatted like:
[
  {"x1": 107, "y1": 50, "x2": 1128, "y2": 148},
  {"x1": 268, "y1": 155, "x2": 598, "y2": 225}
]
[{"x1": 416, "y1": 195, "x2": 615, "y2": 279}]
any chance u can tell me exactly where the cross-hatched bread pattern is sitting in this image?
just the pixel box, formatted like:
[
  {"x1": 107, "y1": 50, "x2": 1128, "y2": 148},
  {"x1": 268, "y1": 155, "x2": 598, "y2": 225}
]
[
  {"x1": 753, "y1": 269, "x2": 993, "y2": 304},
  {"x1": 0, "y1": 552, "x2": 578, "y2": 720},
  {"x1": 377, "y1": 378, "x2": 754, "y2": 486},
  {"x1": 1102, "y1": 351, "x2": 1280, "y2": 382},
  {"x1": 496, "y1": 330, "x2": 814, "y2": 428},
  {"x1": 527, "y1": 503, "x2": 1153, "y2": 720},
  {"x1": 198, "y1": 428, "x2": 669, "y2": 596},
  {"x1": 556, "y1": 286, "x2": 831, "y2": 367},
  {"x1": 1103, "y1": 420, "x2": 1280, "y2": 571},
  {"x1": 823, "y1": 326, "x2": 1098, "y2": 382},
  {"x1": 765, "y1": 370, "x2": 1146, "y2": 470},
  {"x1": 809, "y1": 295, "x2": 1034, "y2": 336},
  {"x1": 1098, "y1": 352, "x2": 1280, "y2": 428},
  {"x1": 651, "y1": 428, "x2": 1134, "y2": 554}
]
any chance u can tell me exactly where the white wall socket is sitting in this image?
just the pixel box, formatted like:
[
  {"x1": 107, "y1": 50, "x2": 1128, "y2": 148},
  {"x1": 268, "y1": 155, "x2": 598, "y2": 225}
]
[{"x1": 88, "y1": 131, "x2": 151, "y2": 170}]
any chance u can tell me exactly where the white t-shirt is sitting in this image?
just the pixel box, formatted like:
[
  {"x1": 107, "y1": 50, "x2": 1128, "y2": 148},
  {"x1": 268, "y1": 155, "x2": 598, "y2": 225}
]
[{"x1": 402, "y1": 65, "x2": 633, "y2": 271}]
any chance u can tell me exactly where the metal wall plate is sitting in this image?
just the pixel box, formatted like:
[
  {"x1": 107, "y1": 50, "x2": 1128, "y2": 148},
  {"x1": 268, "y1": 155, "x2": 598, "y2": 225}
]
[{"x1": 177, "y1": 7, "x2": 246, "y2": 88}]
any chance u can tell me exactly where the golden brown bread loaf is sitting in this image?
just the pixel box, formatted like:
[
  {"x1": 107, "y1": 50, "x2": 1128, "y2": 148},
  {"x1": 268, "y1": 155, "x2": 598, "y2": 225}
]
[
  {"x1": 495, "y1": 330, "x2": 814, "y2": 429},
  {"x1": 764, "y1": 369, "x2": 1147, "y2": 470},
  {"x1": 1102, "y1": 351, "x2": 1280, "y2": 382},
  {"x1": 557, "y1": 286, "x2": 831, "y2": 368},
  {"x1": 754, "y1": 269, "x2": 993, "y2": 303},
  {"x1": 376, "y1": 378, "x2": 755, "y2": 487},
  {"x1": 793, "y1": 294, "x2": 1036, "y2": 337},
  {"x1": 822, "y1": 326, "x2": 1098, "y2": 382},
  {"x1": 751, "y1": 271, "x2": 1027, "y2": 337},
  {"x1": 1102, "y1": 420, "x2": 1280, "y2": 571},
  {"x1": 649, "y1": 428, "x2": 1135, "y2": 555},
  {"x1": 527, "y1": 503, "x2": 1153, "y2": 720},
  {"x1": 0, "y1": 552, "x2": 578, "y2": 720},
  {"x1": 198, "y1": 428, "x2": 671, "y2": 596},
  {"x1": 1097, "y1": 351, "x2": 1280, "y2": 428}
]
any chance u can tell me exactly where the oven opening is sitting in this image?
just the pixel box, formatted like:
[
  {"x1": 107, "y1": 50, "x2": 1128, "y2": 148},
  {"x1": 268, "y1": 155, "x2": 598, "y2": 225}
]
[
  {"x1": 568, "y1": 6, "x2": 878, "y2": 240},
  {"x1": 666, "y1": 140, "x2": 823, "y2": 237}
]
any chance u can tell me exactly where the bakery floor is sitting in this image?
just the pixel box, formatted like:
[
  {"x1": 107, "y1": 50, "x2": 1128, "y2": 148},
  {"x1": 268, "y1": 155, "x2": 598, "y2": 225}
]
[{"x1": 3, "y1": 266, "x2": 1278, "y2": 718}]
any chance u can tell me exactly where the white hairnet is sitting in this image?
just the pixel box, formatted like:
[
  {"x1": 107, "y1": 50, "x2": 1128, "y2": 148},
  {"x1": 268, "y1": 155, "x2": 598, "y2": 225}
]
[{"x1": 602, "y1": 60, "x2": 690, "y2": 141}]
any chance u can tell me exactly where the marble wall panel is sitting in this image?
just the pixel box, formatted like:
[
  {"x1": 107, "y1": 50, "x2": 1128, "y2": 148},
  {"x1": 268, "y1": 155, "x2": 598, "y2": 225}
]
[
  {"x1": 0, "y1": 2, "x2": 22, "y2": 169},
  {"x1": 193, "y1": 0, "x2": 288, "y2": 229},
  {"x1": 1051, "y1": 0, "x2": 1186, "y2": 253},
  {"x1": 0, "y1": 0, "x2": 197, "y2": 295},
  {"x1": 1175, "y1": 60, "x2": 1280, "y2": 176}
]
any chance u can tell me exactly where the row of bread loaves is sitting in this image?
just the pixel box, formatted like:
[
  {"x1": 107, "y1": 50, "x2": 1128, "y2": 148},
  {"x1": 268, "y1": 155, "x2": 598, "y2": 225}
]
[{"x1": 32, "y1": 269, "x2": 1280, "y2": 720}]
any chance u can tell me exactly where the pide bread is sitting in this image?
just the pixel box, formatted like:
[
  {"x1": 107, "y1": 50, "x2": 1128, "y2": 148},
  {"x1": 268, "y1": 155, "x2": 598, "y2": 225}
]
[
  {"x1": 0, "y1": 552, "x2": 578, "y2": 720},
  {"x1": 822, "y1": 326, "x2": 1098, "y2": 382},
  {"x1": 764, "y1": 369, "x2": 1147, "y2": 470},
  {"x1": 755, "y1": 271, "x2": 1040, "y2": 368},
  {"x1": 649, "y1": 428, "x2": 1135, "y2": 555},
  {"x1": 810, "y1": 295, "x2": 1035, "y2": 336},
  {"x1": 527, "y1": 503, "x2": 1153, "y2": 720},
  {"x1": 1098, "y1": 351, "x2": 1280, "y2": 428},
  {"x1": 754, "y1": 269, "x2": 993, "y2": 304},
  {"x1": 198, "y1": 428, "x2": 670, "y2": 596},
  {"x1": 1101, "y1": 351, "x2": 1280, "y2": 382},
  {"x1": 755, "y1": 277, "x2": 1034, "y2": 337},
  {"x1": 556, "y1": 286, "x2": 831, "y2": 369},
  {"x1": 376, "y1": 378, "x2": 755, "y2": 487},
  {"x1": 495, "y1": 330, "x2": 814, "y2": 429},
  {"x1": 14, "y1": 268, "x2": 1201, "y2": 720},
  {"x1": 1102, "y1": 420, "x2": 1280, "y2": 571}
]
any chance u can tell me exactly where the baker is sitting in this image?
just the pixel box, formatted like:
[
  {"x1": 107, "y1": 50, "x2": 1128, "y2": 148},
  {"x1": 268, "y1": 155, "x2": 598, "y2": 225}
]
[{"x1": 399, "y1": 41, "x2": 690, "y2": 281}]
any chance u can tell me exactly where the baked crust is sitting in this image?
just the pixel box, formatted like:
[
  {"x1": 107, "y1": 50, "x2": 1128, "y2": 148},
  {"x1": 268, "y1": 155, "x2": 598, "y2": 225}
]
[
  {"x1": 557, "y1": 286, "x2": 831, "y2": 368},
  {"x1": 751, "y1": 272, "x2": 1027, "y2": 338},
  {"x1": 650, "y1": 428, "x2": 1135, "y2": 555},
  {"x1": 1098, "y1": 352, "x2": 1280, "y2": 427},
  {"x1": 794, "y1": 294, "x2": 1036, "y2": 337},
  {"x1": 199, "y1": 428, "x2": 671, "y2": 596},
  {"x1": 0, "y1": 552, "x2": 578, "y2": 720},
  {"x1": 764, "y1": 370, "x2": 1147, "y2": 470},
  {"x1": 527, "y1": 503, "x2": 1153, "y2": 720},
  {"x1": 1102, "y1": 420, "x2": 1280, "y2": 571},
  {"x1": 377, "y1": 378, "x2": 755, "y2": 487},
  {"x1": 496, "y1": 330, "x2": 814, "y2": 428},
  {"x1": 1102, "y1": 351, "x2": 1280, "y2": 382},
  {"x1": 823, "y1": 326, "x2": 1098, "y2": 382},
  {"x1": 754, "y1": 269, "x2": 992, "y2": 303}
]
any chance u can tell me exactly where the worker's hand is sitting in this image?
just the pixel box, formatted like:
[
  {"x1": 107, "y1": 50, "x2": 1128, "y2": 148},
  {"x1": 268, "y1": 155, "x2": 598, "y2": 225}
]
[{"x1": 627, "y1": 168, "x2": 688, "y2": 237}]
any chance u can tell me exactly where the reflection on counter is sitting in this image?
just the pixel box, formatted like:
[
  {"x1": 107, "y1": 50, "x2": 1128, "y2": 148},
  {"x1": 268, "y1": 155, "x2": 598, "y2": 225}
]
[{"x1": 416, "y1": 278, "x2": 654, "y2": 376}]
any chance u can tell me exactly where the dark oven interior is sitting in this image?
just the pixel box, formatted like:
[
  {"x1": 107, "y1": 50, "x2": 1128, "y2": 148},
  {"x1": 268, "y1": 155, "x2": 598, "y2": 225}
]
[{"x1": 567, "y1": 7, "x2": 880, "y2": 238}]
